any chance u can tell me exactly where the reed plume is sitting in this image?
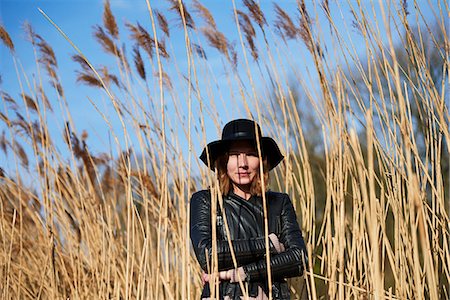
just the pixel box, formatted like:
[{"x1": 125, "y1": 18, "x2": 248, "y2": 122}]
[
  {"x1": 0, "y1": 25, "x2": 14, "y2": 52},
  {"x1": 73, "y1": 54, "x2": 118, "y2": 88},
  {"x1": 157, "y1": 39, "x2": 170, "y2": 58},
  {"x1": 27, "y1": 24, "x2": 67, "y2": 98},
  {"x1": 36, "y1": 37, "x2": 57, "y2": 69},
  {"x1": 100, "y1": 66, "x2": 120, "y2": 88},
  {"x1": 401, "y1": 0, "x2": 410, "y2": 16},
  {"x1": 65, "y1": 124, "x2": 97, "y2": 186},
  {"x1": 168, "y1": 0, "x2": 195, "y2": 29},
  {"x1": 321, "y1": 0, "x2": 330, "y2": 17},
  {"x1": 13, "y1": 141, "x2": 28, "y2": 167},
  {"x1": 193, "y1": 0, "x2": 216, "y2": 30},
  {"x1": 53, "y1": 82, "x2": 64, "y2": 97},
  {"x1": 350, "y1": 9, "x2": 363, "y2": 35},
  {"x1": 22, "y1": 93, "x2": 39, "y2": 113},
  {"x1": 0, "y1": 131, "x2": 7, "y2": 155},
  {"x1": 192, "y1": 43, "x2": 207, "y2": 59},
  {"x1": 75, "y1": 72, "x2": 103, "y2": 87},
  {"x1": 155, "y1": 71, "x2": 173, "y2": 90},
  {"x1": 297, "y1": 0, "x2": 314, "y2": 53},
  {"x1": 103, "y1": 0, "x2": 119, "y2": 39},
  {"x1": 44, "y1": 65, "x2": 57, "y2": 80},
  {"x1": 1, "y1": 92, "x2": 17, "y2": 109},
  {"x1": 236, "y1": 10, "x2": 258, "y2": 61},
  {"x1": 274, "y1": 4, "x2": 298, "y2": 40},
  {"x1": 11, "y1": 113, "x2": 30, "y2": 137},
  {"x1": 126, "y1": 22, "x2": 154, "y2": 59},
  {"x1": 131, "y1": 171, "x2": 159, "y2": 199},
  {"x1": 93, "y1": 24, "x2": 118, "y2": 57},
  {"x1": 201, "y1": 27, "x2": 230, "y2": 59},
  {"x1": 156, "y1": 10, "x2": 170, "y2": 37},
  {"x1": 243, "y1": 0, "x2": 266, "y2": 30},
  {"x1": 38, "y1": 87, "x2": 53, "y2": 112},
  {"x1": 31, "y1": 121, "x2": 49, "y2": 147},
  {"x1": 0, "y1": 112, "x2": 11, "y2": 128},
  {"x1": 133, "y1": 45, "x2": 146, "y2": 80},
  {"x1": 23, "y1": 21, "x2": 39, "y2": 45},
  {"x1": 72, "y1": 54, "x2": 91, "y2": 71}
]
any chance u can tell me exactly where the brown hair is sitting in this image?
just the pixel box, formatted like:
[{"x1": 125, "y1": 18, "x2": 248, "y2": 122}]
[{"x1": 214, "y1": 153, "x2": 269, "y2": 196}]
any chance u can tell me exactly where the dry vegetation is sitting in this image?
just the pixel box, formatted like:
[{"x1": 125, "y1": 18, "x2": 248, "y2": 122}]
[{"x1": 0, "y1": 0, "x2": 449, "y2": 299}]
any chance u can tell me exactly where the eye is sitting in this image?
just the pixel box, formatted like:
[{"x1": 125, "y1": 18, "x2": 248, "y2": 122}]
[
  {"x1": 228, "y1": 151, "x2": 240, "y2": 157},
  {"x1": 246, "y1": 151, "x2": 258, "y2": 157}
]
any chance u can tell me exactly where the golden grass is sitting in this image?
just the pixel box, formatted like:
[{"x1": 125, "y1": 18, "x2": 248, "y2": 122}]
[{"x1": 0, "y1": 0, "x2": 448, "y2": 299}]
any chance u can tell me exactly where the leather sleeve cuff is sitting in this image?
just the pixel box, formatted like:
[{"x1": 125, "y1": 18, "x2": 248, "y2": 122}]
[
  {"x1": 242, "y1": 247, "x2": 306, "y2": 281},
  {"x1": 216, "y1": 237, "x2": 277, "y2": 270}
]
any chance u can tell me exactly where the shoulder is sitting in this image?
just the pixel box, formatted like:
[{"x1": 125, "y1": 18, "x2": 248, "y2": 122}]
[
  {"x1": 266, "y1": 191, "x2": 292, "y2": 213},
  {"x1": 190, "y1": 189, "x2": 211, "y2": 203},
  {"x1": 266, "y1": 191, "x2": 295, "y2": 213},
  {"x1": 191, "y1": 189, "x2": 211, "y2": 197},
  {"x1": 190, "y1": 190, "x2": 212, "y2": 215},
  {"x1": 266, "y1": 190, "x2": 290, "y2": 202}
]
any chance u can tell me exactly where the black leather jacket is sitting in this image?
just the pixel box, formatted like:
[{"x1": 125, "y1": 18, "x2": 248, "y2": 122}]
[{"x1": 190, "y1": 190, "x2": 307, "y2": 299}]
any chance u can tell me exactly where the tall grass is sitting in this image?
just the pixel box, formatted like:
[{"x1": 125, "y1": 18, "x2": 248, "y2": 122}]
[{"x1": 0, "y1": 0, "x2": 448, "y2": 299}]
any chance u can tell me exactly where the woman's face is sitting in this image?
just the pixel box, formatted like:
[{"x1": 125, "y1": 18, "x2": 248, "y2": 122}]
[{"x1": 226, "y1": 140, "x2": 260, "y2": 191}]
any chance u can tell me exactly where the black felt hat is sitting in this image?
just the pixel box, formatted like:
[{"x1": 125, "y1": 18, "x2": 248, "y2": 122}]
[{"x1": 200, "y1": 119, "x2": 284, "y2": 170}]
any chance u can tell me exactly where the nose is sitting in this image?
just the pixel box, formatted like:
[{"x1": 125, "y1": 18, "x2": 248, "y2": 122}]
[{"x1": 238, "y1": 153, "x2": 248, "y2": 168}]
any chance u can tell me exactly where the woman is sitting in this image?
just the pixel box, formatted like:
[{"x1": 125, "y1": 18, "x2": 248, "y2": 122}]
[{"x1": 190, "y1": 119, "x2": 307, "y2": 299}]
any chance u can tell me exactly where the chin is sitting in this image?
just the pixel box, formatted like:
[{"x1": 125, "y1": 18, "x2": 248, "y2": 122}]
[{"x1": 235, "y1": 179, "x2": 251, "y2": 185}]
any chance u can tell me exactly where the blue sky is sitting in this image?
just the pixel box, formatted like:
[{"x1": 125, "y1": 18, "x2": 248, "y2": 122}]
[{"x1": 0, "y1": 0, "x2": 444, "y2": 179}]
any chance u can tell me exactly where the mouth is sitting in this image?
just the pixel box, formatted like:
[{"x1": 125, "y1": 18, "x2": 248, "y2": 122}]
[{"x1": 237, "y1": 172, "x2": 250, "y2": 176}]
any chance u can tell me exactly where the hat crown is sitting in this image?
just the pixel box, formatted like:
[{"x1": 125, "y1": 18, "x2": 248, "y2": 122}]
[{"x1": 221, "y1": 119, "x2": 262, "y2": 141}]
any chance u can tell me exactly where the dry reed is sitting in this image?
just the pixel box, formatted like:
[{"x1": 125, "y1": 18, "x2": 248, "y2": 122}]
[{"x1": 0, "y1": 1, "x2": 448, "y2": 299}]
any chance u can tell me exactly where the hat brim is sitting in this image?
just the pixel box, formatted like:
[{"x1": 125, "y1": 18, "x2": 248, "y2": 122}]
[{"x1": 199, "y1": 137, "x2": 284, "y2": 171}]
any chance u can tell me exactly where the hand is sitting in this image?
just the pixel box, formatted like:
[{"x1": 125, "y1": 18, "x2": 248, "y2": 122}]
[
  {"x1": 227, "y1": 267, "x2": 246, "y2": 283},
  {"x1": 269, "y1": 233, "x2": 285, "y2": 253},
  {"x1": 202, "y1": 267, "x2": 246, "y2": 283},
  {"x1": 201, "y1": 271, "x2": 209, "y2": 285}
]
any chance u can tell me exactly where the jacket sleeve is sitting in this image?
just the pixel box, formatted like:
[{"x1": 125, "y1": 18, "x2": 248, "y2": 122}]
[
  {"x1": 242, "y1": 193, "x2": 307, "y2": 281},
  {"x1": 190, "y1": 190, "x2": 276, "y2": 272}
]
